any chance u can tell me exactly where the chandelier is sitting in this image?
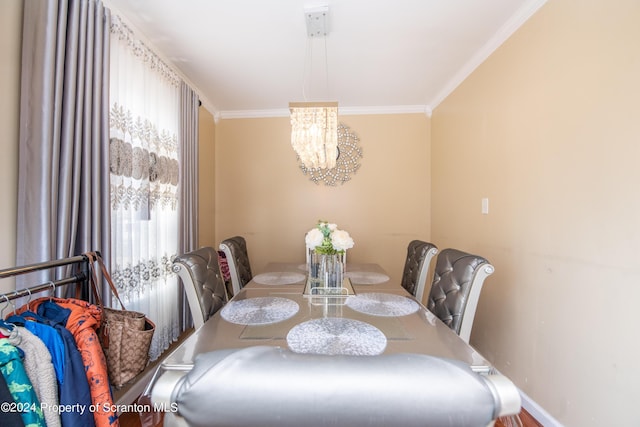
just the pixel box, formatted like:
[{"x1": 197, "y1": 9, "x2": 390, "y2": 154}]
[
  {"x1": 290, "y1": 101, "x2": 338, "y2": 169},
  {"x1": 290, "y1": 6, "x2": 338, "y2": 170}
]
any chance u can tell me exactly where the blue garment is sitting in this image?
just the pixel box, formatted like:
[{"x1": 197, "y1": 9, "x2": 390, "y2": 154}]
[
  {"x1": 6, "y1": 315, "x2": 65, "y2": 384},
  {"x1": 8, "y1": 310, "x2": 95, "y2": 427},
  {"x1": 0, "y1": 339, "x2": 45, "y2": 427}
]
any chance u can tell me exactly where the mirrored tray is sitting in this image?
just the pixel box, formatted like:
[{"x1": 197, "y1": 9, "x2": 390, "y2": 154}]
[{"x1": 303, "y1": 277, "x2": 356, "y2": 297}]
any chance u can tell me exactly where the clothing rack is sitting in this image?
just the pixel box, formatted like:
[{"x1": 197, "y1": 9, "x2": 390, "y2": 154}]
[{"x1": 0, "y1": 254, "x2": 91, "y2": 302}]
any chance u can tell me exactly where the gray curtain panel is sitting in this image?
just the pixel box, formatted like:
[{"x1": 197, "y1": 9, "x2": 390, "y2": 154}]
[
  {"x1": 17, "y1": 0, "x2": 111, "y2": 290},
  {"x1": 179, "y1": 81, "x2": 200, "y2": 329},
  {"x1": 179, "y1": 82, "x2": 200, "y2": 254}
]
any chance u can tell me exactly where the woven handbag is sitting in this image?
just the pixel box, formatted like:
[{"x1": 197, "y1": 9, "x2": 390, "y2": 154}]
[{"x1": 85, "y1": 252, "x2": 156, "y2": 388}]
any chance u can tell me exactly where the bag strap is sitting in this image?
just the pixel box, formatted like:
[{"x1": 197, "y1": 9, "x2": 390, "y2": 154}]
[
  {"x1": 84, "y1": 251, "x2": 104, "y2": 307},
  {"x1": 84, "y1": 251, "x2": 127, "y2": 310}
]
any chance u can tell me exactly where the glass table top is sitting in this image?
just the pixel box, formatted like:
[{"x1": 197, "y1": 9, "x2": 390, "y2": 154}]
[{"x1": 162, "y1": 263, "x2": 492, "y2": 373}]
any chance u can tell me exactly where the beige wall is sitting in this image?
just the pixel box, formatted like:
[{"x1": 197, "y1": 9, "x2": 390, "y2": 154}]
[
  {"x1": 198, "y1": 106, "x2": 216, "y2": 247},
  {"x1": 6, "y1": 0, "x2": 637, "y2": 423},
  {"x1": 0, "y1": 0, "x2": 22, "y2": 293},
  {"x1": 215, "y1": 114, "x2": 431, "y2": 286},
  {"x1": 432, "y1": 1, "x2": 640, "y2": 425}
]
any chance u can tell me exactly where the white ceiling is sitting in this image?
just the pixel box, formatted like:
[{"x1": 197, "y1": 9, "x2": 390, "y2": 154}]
[{"x1": 103, "y1": 0, "x2": 546, "y2": 118}]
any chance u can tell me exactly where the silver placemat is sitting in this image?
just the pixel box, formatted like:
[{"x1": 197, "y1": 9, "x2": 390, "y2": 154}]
[
  {"x1": 220, "y1": 297, "x2": 299, "y2": 325},
  {"x1": 252, "y1": 272, "x2": 306, "y2": 285},
  {"x1": 345, "y1": 293, "x2": 420, "y2": 317},
  {"x1": 286, "y1": 318, "x2": 387, "y2": 356},
  {"x1": 344, "y1": 271, "x2": 390, "y2": 284}
]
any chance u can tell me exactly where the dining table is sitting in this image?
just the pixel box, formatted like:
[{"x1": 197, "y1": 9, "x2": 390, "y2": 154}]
[{"x1": 160, "y1": 261, "x2": 492, "y2": 373}]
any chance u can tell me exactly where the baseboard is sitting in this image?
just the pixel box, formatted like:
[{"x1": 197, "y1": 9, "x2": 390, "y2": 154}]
[
  {"x1": 520, "y1": 390, "x2": 564, "y2": 426},
  {"x1": 114, "y1": 367, "x2": 157, "y2": 408},
  {"x1": 489, "y1": 365, "x2": 564, "y2": 427}
]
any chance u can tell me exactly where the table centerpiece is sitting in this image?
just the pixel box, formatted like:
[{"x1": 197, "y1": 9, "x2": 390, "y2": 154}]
[{"x1": 305, "y1": 221, "x2": 354, "y2": 289}]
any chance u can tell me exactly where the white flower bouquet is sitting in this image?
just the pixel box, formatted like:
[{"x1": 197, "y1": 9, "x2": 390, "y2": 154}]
[{"x1": 305, "y1": 221, "x2": 354, "y2": 255}]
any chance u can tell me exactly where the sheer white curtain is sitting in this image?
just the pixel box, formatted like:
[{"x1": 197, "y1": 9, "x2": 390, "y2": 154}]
[{"x1": 108, "y1": 15, "x2": 180, "y2": 360}]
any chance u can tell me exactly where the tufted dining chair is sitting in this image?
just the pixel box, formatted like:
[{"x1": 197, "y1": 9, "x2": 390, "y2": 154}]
[
  {"x1": 173, "y1": 247, "x2": 228, "y2": 329},
  {"x1": 219, "y1": 236, "x2": 253, "y2": 297},
  {"x1": 426, "y1": 248, "x2": 495, "y2": 343},
  {"x1": 400, "y1": 240, "x2": 438, "y2": 303},
  {"x1": 152, "y1": 346, "x2": 521, "y2": 427}
]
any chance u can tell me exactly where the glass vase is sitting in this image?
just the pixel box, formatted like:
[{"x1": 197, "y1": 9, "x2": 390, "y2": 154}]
[{"x1": 308, "y1": 251, "x2": 345, "y2": 289}]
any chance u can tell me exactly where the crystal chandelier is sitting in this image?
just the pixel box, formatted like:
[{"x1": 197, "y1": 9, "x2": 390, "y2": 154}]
[
  {"x1": 290, "y1": 6, "x2": 338, "y2": 170},
  {"x1": 290, "y1": 101, "x2": 338, "y2": 169}
]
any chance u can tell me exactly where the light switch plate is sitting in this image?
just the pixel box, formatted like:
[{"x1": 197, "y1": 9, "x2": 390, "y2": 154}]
[{"x1": 482, "y1": 198, "x2": 489, "y2": 214}]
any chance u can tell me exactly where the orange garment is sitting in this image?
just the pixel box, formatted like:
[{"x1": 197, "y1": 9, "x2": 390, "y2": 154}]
[{"x1": 18, "y1": 297, "x2": 119, "y2": 427}]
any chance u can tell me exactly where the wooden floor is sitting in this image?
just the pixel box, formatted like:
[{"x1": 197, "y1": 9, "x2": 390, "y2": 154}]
[
  {"x1": 119, "y1": 409, "x2": 162, "y2": 427},
  {"x1": 119, "y1": 406, "x2": 542, "y2": 427},
  {"x1": 497, "y1": 408, "x2": 544, "y2": 427},
  {"x1": 118, "y1": 410, "x2": 147, "y2": 427}
]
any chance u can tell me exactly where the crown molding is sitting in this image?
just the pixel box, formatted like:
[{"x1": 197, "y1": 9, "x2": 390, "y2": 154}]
[
  {"x1": 340, "y1": 105, "x2": 432, "y2": 117},
  {"x1": 218, "y1": 109, "x2": 290, "y2": 120},
  {"x1": 428, "y1": 0, "x2": 548, "y2": 110},
  {"x1": 217, "y1": 104, "x2": 431, "y2": 120}
]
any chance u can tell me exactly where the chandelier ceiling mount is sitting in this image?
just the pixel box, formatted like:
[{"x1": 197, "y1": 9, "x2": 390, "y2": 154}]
[{"x1": 290, "y1": 5, "x2": 339, "y2": 171}]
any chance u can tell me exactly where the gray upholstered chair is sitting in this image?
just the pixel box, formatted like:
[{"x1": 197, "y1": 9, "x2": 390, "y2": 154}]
[
  {"x1": 151, "y1": 346, "x2": 521, "y2": 427},
  {"x1": 400, "y1": 240, "x2": 438, "y2": 303},
  {"x1": 172, "y1": 247, "x2": 227, "y2": 329},
  {"x1": 219, "y1": 236, "x2": 253, "y2": 296},
  {"x1": 426, "y1": 248, "x2": 495, "y2": 343}
]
